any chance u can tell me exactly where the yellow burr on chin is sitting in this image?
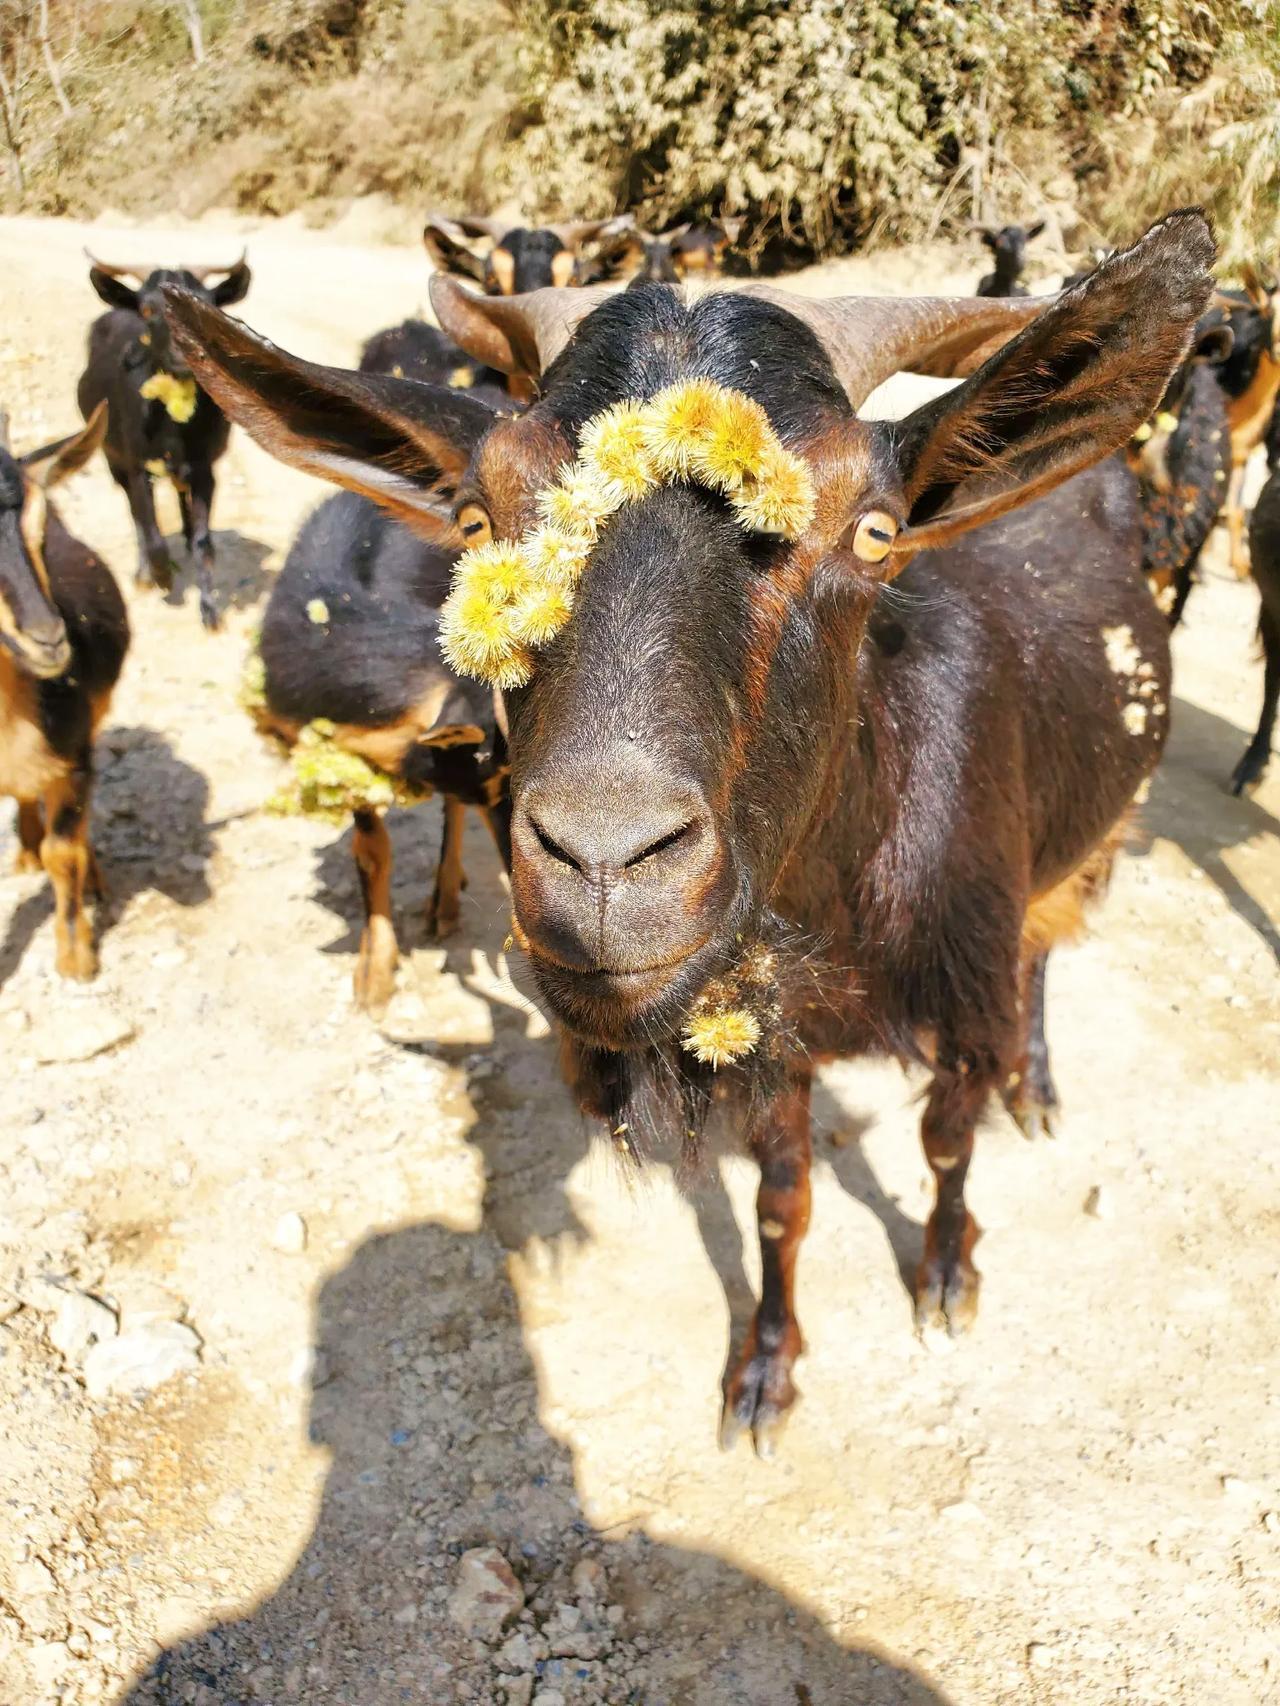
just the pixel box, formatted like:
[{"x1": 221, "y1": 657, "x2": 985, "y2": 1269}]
[{"x1": 681, "y1": 1005, "x2": 762, "y2": 1068}]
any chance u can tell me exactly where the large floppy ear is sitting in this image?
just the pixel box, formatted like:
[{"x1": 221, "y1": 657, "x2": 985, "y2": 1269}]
[
  {"x1": 21, "y1": 402, "x2": 109, "y2": 490},
  {"x1": 212, "y1": 258, "x2": 252, "y2": 307},
  {"x1": 163, "y1": 289, "x2": 501, "y2": 544},
  {"x1": 424, "y1": 216, "x2": 490, "y2": 285},
  {"x1": 88, "y1": 266, "x2": 140, "y2": 313},
  {"x1": 888, "y1": 208, "x2": 1215, "y2": 555},
  {"x1": 430, "y1": 273, "x2": 613, "y2": 381}
]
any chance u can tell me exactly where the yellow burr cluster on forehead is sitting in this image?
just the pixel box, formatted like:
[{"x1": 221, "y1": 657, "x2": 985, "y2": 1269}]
[{"x1": 438, "y1": 379, "x2": 818, "y2": 689}]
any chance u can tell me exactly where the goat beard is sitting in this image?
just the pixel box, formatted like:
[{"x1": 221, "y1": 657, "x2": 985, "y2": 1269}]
[{"x1": 563, "y1": 910, "x2": 827, "y2": 1180}]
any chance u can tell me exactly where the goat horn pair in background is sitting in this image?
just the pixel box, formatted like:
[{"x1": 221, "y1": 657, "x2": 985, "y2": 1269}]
[{"x1": 82, "y1": 247, "x2": 248, "y2": 283}]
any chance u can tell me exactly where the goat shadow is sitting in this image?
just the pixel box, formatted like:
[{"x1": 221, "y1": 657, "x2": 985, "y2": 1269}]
[
  {"x1": 1148, "y1": 692, "x2": 1280, "y2": 961},
  {"x1": 155, "y1": 527, "x2": 275, "y2": 618},
  {"x1": 0, "y1": 725, "x2": 213, "y2": 990},
  {"x1": 115, "y1": 1216, "x2": 957, "y2": 1706}
]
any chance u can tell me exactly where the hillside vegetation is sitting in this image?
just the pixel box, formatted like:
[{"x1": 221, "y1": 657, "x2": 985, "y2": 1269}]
[{"x1": 1, "y1": 0, "x2": 1277, "y2": 265}]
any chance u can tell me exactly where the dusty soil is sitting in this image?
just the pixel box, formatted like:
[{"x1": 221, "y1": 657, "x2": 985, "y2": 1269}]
[{"x1": 0, "y1": 212, "x2": 1277, "y2": 1706}]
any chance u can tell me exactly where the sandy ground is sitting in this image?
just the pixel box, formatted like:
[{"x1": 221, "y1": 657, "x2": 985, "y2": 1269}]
[{"x1": 0, "y1": 212, "x2": 1277, "y2": 1706}]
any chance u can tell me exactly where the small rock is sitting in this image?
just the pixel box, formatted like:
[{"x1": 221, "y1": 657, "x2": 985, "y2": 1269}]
[
  {"x1": 1027, "y1": 1642, "x2": 1055, "y2": 1669},
  {"x1": 571, "y1": 1558, "x2": 605, "y2": 1601},
  {"x1": 533, "y1": 1692, "x2": 565, "y2": 1706},
  {"x1": 48, "y1": 1290, "x2": 118, "y2": 1365},
  {"x1": 66, "y1": 1629, "x2": 92, "y2": 1659},
  {"x1": 1220, "y1": 1474, "x2": 1259, "y2": 1501},
  {"x1": 83, "y1": 1319, "x2": 201, "y2": 1399},
  {"x1": 505, "y1": 1681, "x2": 534, "y2": 1706},
  {"x1": 939, "y1": 1499, "x2": 983, "y2": 1523},
  {"x1": 1262, "y1": 1511, "x2": 1279, "y2": 1534},
  {"x1": 15, "y1": 1558, "x2": 56, "y2": 1599},
  {"x1": 271, "y1": 1212, "x2": 308, "y2": 1255},
  {"x1": 32, "y1": 1007, "x2": 135, "y2": 1065},
  {"x1": 1083, "y1": 1185, "x2": 1111, "y2": 1219},
  {"x1": 150, "y1": 948, "x2": 188, "y2": 970},
  {"x1": 448, "y1": 1546, "x2": 524, "y2": 1640}
]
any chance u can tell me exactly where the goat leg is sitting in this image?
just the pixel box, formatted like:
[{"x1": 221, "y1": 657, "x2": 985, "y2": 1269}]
[
  {"x1": 352, "y1": 807, "x2": 397, "y2": 1014},
  {"x1": 915, "y1": 1049, "x2": 989, "y2": 1337},
  {"x1": 1231, "y1": 601, "x2": 1280, "y2": 794},
  {"x1": 14, "y1": 800, "x2": 43, "y2": 873},
  {"x1": 126, "y1": 470, "x2": 174, "y2": 592},
  {"x1": 721, "y1": 1070, "x2": 812, "y2": 1459},
  {"x1": 41, "y1": 765, "x2": 97, "y2": 980},
  {"x1": 425, "y1": 796, "x2": 467, "y2": 939},
  {"x1": 187, "y1": 465, "x2": 220, "y2": 631},
  {"x1": 1001, "y1": 949, "x2": 1059, "y2": 1140}
]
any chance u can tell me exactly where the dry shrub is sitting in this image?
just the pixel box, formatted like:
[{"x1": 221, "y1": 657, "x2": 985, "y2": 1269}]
[{"x1": 4, "y1": 0, "x2": 1279, "y2": 266}]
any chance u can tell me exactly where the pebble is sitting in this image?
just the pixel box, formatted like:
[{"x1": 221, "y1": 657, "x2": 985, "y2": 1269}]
[
  {"x1": 447, "y1": 1546, "x2": 524, "y2": 1640},
  {"x1": 533, "y1": 1691, "x2": 566, "y2": 1706},
  {"x1": 505, "y1": 1681, "x2": 534, "y2": 1706},
  {"x1": 1084, "y1": 1184, "x2": 1111, "y2": 1219},
  {"x1": 271, "y1": 1211, "x2": 308, "y2": 1255},
  {"x1": 1027, "y1": 1641, "x2": 1055, "y2": 1668},
  {"x1": 48, "y1": 1289, "x2": 119, "y2": 1365},
  {"x1": 31, "y1": 1007, "x2": 135, "y2": 1065},
  {"x1": 83, "y1": 1319, "x2": 201, "y2": 1398}
]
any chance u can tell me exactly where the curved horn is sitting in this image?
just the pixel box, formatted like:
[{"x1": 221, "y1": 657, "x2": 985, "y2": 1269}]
[
  {"x1": 430, "y1": 274, "x2": 614, "y2": 378},
  {"x1": 180, "y1": 250, "x2": 248, "y2": 283},
  {"x1": 736, "y1": 284, "x2": 1053, "y2": 409},
  {"x1": 83, "y1": 249, "x2": 157, "y2": 281},
  {"x1": 545, "y1": 217, "x2": 624, "y2": 250}
]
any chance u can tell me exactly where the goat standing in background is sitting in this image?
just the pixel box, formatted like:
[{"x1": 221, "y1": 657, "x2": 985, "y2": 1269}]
[
  {"x1": 77, "y1": 254, "x2": 251, "y2": 631},
  {"x1": 974, "y1": 221, "x2": 1046, "y2": 297},
  {"x1": 1203, "y1": 268, "x2": 1280, "y2": 575},
  {"x1": 423, "y1": 213, "x2": 618, "y2": 295},
  {"x1": 577, "y1": 218, "x2": 743, "y2": 287},
  {"x1": 1233, "y1": 406, "x2": 1280, "y2": 792},
  {"x1": 168, "y1": 211, "x2": 1212, "y2": 1455},
  {"x1": 0, "y1": 406, "x2": 129, "y2": 980}
]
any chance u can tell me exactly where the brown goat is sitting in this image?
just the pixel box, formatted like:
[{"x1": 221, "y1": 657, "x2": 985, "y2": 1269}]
[
  {"x1": 423, "y1": 212, "x2": 619, "y2": 296},
  {"x1": 0, "y1": 406, "x2": 129, "y2": 979},
  {"x1": 165, "y1": 210, "x2": 1213, "y2": 1456}
]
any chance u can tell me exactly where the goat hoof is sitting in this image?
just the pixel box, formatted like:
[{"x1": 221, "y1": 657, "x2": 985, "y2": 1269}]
[
  {"x1": 425, "y1": 903, "x2": 461, "y2": 941},
  {"x1": 1004, "y1": 1093, "x2": 1058, "y2": 1142},
  {"x1": 1229, "y1": 754, "x2": 1268, "y2": 796},
  {"x1": 199, "y1": 600, "x2": 221, "y2": 633},
  {"x1": 914, "y1": 1255, "x2": 980, "y2": 1338},
  {"x1": 56, "y1": 942, "x2": 97, "y2": 981},
  {"x1": 12, "y1": 849, "x2": 42, "y2": 875},
  {"x1": 721, "y1": 1346, "x2": 799, "y2": 1459}
]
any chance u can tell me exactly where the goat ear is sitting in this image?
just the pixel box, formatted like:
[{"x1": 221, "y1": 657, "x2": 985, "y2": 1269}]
[
  {"x1": 574, "y1": 219, "x2": 645, "y2": 284},
  {"x1": 88, "y1": 266, "x2": 139, "y2": 313},
  {"x1": 162, "y1": 289, "x2": 500, "y2": 544},
  {"x1": 424, "y1": 219, "x2": 489, "y2": 285},
  {"x1": 212, "y1": 259, "x2": 252, "y2": 307},
  {"x1": 1192, "y1": 323, "x2": 1234, "y2": 366},
  {"x1": 21, "y1": 403, "x2": 109, "y2": 490},
  {"x1": 889, "y1": 209, "x2": 1215, "y2": 555}
]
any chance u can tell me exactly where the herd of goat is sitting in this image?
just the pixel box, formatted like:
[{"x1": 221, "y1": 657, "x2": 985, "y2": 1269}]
[{"x1": 1, "y1": 204, "x2": 1276, "y2": 1452}]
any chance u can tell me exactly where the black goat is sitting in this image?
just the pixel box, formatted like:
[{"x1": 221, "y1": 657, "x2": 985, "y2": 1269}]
[
  {"x1": 423, "y1": 213, "x2": 617, "y2": 296},
  {"x1": 1234, "y1": 413, "x2": 1280, "y2": 792},
  {"x1": 0, "y1": 405, "x2": 129, "y2": 979},
  {"x1": 168, "y1": 211, "x2": 1212, "y2": 1457},
  {"x1": 1127, "y1": 321, "x2": 1234, "y2": 626},
  {"x1": 76, "y1": 253, "x2": 251, "y2": 630},
  {"x1": 577, "y1": 217, "x2": 743, "y2": 287},
  {"x1": 1200, "y1": 269, "x2": 1280, "y2": 574},
  {"x1": 252, "y1": 481, "x2": 510, "y2": 1013},
  {"x1": 357, "y1": 319, "x2": 509, "y2": 406},
  {"x1": 974, "y1": 220, "x2": 1045, "y2": 296}
]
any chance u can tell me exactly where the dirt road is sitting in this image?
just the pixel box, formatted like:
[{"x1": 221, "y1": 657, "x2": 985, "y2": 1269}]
[{"x1": 0, "y1": 212, "x2": 1277, "y2": 1706}]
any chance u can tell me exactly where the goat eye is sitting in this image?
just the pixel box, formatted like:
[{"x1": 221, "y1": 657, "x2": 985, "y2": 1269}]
[
  {"x1": 851, "y1": 510, "x2": 899, "y2": 563},
  {"x1": 456, "y1": 502, "x2": 492, "y2": 545}
]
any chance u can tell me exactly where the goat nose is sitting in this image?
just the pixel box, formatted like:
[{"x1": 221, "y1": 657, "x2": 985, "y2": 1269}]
[{"x1": 522, "y1": 790, "x2": 703, "y2": 878}]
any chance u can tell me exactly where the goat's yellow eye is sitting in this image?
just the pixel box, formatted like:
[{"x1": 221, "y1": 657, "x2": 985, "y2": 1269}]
[
  {"x1": 456, "y1": 503, "x2": 492, "y2": 544},
  {"x1": 852, "y1": 510, "x2": 899, "y2": 563}
]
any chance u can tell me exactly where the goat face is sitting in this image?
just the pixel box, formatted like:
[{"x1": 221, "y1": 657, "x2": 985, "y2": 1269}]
[
  {"x1": 87, "y1": 258, "x2": 251, "y2": 377},
  {"x1": 0, "y1": 407, "x2": 107, "y2": 679},
  {"x1": 425, "y1": 216, "x2": 619, "y2": 295},
  {"x1": 164, "y1": 212, "x2": 1214, "y2": 1052}
]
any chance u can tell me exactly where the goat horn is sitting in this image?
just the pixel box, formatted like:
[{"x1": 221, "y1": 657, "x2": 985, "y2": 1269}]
[
  {"x1": 431, "y1": 275, "x2": 615, "y2": 378},
  {"x1": 735, "y1": 284, "x2": 1052, "y2": 409},
  {"x1": 428, "y1": 210, "x2": 512, "y2": 246},
  {"x1": 546, "y1": 217, "x2": 628, "y2": 249},
  {"x1": 179, "y1": 251, "x2": 248, "y2": 283},
  {"x1": 84, "y1": 249, "x2": 155, "y2": 280}
]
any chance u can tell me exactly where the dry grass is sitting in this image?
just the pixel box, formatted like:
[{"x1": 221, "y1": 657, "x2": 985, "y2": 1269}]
[{"x1": 2, "y1": 0, "x2": 1277, "y2": 265}]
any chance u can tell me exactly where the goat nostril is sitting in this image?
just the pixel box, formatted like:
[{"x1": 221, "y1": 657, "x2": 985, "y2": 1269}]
[
  {"x1": 529, "y1": 815, "x2": 582, "y2": 873},
  {"x1": 624, "y1": 821, "x2": 693, "y2": 869}
]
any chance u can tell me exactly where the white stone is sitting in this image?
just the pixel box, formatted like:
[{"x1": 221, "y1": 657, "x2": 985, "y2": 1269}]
[
  {"x1": 83, "y1": 1320, "x2": 201, "y2": 1399},
  {"x1": 48, "y1": 1290, "x2": 118, "y2": 1365},
  {"x1": 448, "y1": 1546, "x2": 524, "y2": 1640},
  {"x1": 272, "y1": 1212, "x2": 308, "y2": 1255}
]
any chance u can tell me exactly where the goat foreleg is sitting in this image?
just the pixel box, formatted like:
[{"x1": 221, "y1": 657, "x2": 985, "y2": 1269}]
[
  {"x1": 352, "y1": 807, "x2": 397, "y2": 1014},
  {"x1": 187, "y1": 464, "x2": 220, "y2": 631},
  {"x1": 41, "y1": 766, "x2": 97, "y2": 980},
  {"x1": 721, "y1": 1071, "x2": 812, "y2": 1458},
  {"x1": 916, "y1": 1045, "x2": 992, "y2": 1336},
  {"x1": 126, "y1": 470, "x2": 175, "y2": 593}
]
